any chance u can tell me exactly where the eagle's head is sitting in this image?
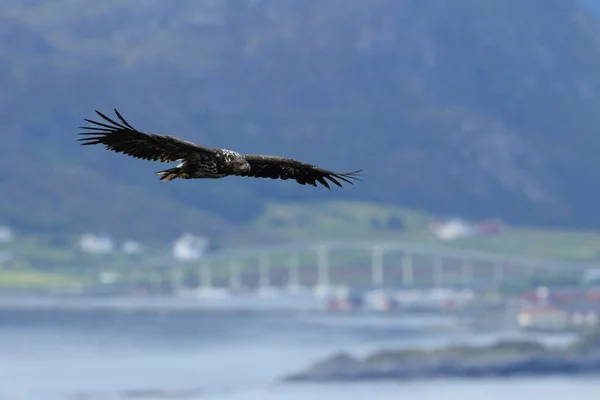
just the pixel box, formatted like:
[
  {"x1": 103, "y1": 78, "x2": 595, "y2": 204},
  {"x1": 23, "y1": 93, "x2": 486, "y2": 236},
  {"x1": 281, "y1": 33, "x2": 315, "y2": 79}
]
[
  {"x1": 231, "y1": 159, "x2": 251, "y2": 174},
  {"x1": 219, "y1": 149, "x2": 251, "y2": 174}
]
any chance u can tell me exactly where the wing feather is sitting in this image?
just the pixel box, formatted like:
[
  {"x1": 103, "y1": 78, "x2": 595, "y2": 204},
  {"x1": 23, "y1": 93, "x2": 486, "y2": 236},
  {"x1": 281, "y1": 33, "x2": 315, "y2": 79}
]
[
  {"x1": 77, "y1": 109, "x2": 215, "y2": 162},
  {"x1": 239, "y1": 154, "x2": 362, "y2": 189}
]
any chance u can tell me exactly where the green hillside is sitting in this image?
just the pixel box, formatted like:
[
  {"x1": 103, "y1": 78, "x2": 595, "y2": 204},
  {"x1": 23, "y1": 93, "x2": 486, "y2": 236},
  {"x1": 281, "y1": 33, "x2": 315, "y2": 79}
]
[{"x1": 2, "y1": 0, "x2": 600, "y2": 240}]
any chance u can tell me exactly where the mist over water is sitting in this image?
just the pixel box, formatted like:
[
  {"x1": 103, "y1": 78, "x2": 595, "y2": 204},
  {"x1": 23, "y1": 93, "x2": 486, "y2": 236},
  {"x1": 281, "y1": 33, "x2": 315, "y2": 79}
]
[{"x1": 0, "y1": 306, "x2": 597, "y2": 400}]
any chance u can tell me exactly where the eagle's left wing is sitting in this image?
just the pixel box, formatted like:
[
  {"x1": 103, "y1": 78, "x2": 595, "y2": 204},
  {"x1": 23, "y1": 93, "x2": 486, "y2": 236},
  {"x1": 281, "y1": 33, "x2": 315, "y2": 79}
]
[
  {"x1": 77, "y1": 109, "x2": 216, "y2": 162},
  {"x1": 239, "y1": 154, "x2": 362, "y2": 189}
]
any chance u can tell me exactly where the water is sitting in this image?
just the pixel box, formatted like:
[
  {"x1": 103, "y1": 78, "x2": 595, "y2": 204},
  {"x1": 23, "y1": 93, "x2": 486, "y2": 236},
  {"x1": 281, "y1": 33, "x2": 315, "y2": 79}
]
[{"x1": 0, "y1": 300, "x2": 598, "y2": 400}]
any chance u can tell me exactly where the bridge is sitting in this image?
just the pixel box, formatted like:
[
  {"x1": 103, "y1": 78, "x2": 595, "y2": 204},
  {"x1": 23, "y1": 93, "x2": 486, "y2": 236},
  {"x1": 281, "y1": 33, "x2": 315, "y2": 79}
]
[{"x1": 114, "y1": 240, "x2": 600, "y2": 295}]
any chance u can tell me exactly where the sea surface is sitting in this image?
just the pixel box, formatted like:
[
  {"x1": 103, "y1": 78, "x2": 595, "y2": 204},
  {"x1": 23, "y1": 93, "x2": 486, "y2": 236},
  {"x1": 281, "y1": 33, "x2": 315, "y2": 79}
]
[{"x1": 0, "y1": 295, "x2": 598, "y2": 400}]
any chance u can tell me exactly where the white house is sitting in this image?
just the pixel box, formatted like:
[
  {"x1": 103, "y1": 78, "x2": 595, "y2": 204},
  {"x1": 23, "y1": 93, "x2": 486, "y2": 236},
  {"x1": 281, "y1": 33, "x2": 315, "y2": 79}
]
[
  {"x1": 172, "y1": 233, "x2": 209, "y2": 262},
  {"x1": 429, "y1": 218, "x2": 474, "y2": 241},
  {"x1": 78, "y1": 233, "x2": 115, "y2": 254}
]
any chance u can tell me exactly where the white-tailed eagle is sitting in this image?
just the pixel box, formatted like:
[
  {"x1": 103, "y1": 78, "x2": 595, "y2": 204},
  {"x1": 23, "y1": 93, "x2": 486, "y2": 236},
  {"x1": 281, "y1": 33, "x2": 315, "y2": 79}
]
[{"x1": 77, "y1": 109, "x2": 362, "y2": 189}]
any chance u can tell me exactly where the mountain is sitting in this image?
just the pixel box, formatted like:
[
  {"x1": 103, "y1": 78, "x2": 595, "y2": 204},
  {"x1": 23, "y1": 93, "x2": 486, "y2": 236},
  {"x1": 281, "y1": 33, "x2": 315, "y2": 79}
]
[{"x1": 2, "y1": 0, "x2": 600, "y2": 239}]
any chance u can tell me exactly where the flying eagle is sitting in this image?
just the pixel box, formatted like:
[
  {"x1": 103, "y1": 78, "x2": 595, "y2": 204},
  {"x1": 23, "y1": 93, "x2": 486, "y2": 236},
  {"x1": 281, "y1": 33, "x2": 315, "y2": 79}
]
[{"x1": 77, "y1": 109, "x2": 362, "y2": 188}]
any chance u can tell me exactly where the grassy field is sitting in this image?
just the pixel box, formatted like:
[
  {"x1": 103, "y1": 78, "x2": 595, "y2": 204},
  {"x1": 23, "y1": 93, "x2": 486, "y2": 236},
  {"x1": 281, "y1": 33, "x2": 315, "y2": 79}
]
[
  {"x1": 0, "y1": 269, "x2": 82, "y2": 287},
  {"x1": 252, "y1": 200, "x2": 432, "y2": 241},
  {"x1": 253, "y1": 200, "x2": 600, "y2": 262},
  {"x1": 442, "y1": 228, "x2": 600, "y2": 261}
]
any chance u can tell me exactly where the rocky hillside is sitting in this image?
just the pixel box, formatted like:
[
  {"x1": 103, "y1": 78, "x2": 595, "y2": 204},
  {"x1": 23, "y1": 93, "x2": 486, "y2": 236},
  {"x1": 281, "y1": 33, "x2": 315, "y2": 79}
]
[{"x1": 2, "y1": 0, "x2": 600, "y2": 239}]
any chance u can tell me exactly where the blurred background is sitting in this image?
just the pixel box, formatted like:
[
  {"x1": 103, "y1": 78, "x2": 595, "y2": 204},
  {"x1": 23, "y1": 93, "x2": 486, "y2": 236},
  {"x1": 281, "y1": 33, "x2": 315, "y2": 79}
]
[{"x1": 1, "y1": 0, "x2": 600, "y2": 399}]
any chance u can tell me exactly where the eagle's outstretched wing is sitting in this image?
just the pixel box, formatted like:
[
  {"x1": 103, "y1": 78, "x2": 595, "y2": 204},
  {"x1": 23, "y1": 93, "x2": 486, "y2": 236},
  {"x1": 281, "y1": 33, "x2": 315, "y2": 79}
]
[
  {"x1": 77, "y1": 109, "x2": 216, "y2": 162},
  {"x1": 239, "y1": 154, "x2": 362, "y2": 189}
]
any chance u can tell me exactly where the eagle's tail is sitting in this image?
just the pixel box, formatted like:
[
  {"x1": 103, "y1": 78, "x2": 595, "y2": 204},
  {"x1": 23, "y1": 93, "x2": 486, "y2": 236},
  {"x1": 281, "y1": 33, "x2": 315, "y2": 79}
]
[{"x1": 155, "y1": 167, "x2": 183, "y2": 181}]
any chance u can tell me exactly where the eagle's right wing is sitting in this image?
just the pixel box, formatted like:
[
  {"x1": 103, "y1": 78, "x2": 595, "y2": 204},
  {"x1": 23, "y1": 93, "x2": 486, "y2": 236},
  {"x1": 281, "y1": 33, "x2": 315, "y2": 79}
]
[
  {"x1": 240, "y1": 154, "x2": 362, "y2": 189},
  {"x1": 77, "y1": 109, "x2": 216, "y2": 162}
]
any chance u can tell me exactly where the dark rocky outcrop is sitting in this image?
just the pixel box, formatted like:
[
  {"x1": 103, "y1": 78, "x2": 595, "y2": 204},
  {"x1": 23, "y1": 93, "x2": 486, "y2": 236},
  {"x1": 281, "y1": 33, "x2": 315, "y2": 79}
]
[{"x1": 283, "y1": 329, "x2": 600, "y2": 382}]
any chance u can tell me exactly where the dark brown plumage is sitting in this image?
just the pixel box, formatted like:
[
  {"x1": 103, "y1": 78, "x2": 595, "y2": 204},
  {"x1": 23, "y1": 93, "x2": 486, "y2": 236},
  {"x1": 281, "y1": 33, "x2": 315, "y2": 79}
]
[{"x1": 77, "y1": 109, "x2": 362, "y2": 188}]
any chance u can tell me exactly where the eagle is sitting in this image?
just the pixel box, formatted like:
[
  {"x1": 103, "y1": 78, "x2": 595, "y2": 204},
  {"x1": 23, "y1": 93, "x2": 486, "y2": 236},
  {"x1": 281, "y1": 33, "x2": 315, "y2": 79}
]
[{"x1": 77, "y1": 109, "x2": 362, "y2": 189}]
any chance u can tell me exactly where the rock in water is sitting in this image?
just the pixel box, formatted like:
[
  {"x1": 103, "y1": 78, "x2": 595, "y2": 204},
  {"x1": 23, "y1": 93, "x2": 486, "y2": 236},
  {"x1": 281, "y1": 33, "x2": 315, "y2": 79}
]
[{"x1": 282, "y1": 336, "x2": 600, "y2": 382}]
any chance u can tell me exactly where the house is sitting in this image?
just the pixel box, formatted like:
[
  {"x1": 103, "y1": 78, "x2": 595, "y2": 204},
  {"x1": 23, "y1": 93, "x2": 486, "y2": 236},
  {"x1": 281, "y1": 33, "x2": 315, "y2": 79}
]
[
  {"x1": 429, "y1": 217, "x2": 508, "y2": 241},
  {"x1": 516, "y1": 306, "x2": 572, "y2": 331},
  {"x1": 429, "y1": 218, "x2": 474, "y2": 241},
  {"x1": 517, "y1": 286, "x2": 600, "y2": 332},
  {"x1": 475, "y1": 219, "x2": 507, "y2": 234},
  {"x1": 172, "y1": 233, "x2": 209, "y2": 262},
  {"x1": 78, "y1": 233, "x2": 115, "y2": 254}
]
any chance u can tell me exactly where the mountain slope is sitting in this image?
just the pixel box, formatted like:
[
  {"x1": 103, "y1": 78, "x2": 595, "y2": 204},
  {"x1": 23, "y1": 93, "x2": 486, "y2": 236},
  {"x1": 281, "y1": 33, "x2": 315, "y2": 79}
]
[
  {"x1": 2, "y1": 0, "x2": 600, "y2": 236},
  {"x1": 0, "y1": 139, "x2": 241, "y2": 240}
]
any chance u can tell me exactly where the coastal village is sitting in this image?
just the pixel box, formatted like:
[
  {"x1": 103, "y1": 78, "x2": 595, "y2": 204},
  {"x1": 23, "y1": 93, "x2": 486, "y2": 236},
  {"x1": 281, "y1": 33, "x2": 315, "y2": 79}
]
[{"x1": 1, "y1": 217, "x2": 600, "y2": 335}]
